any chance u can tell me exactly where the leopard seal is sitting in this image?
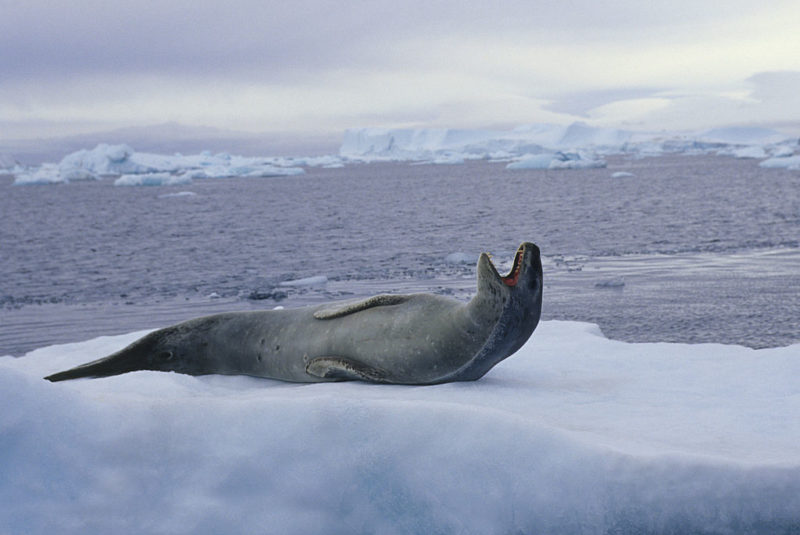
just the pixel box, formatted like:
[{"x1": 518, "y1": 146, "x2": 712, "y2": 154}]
[{"x1": 45, "y1": 242, "x2": 543, "y2": 384}]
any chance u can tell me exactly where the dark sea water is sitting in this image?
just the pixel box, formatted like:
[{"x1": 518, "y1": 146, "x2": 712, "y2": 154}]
[{"x1": 2, "y1": 154, "x2": 799, "y2": 355}]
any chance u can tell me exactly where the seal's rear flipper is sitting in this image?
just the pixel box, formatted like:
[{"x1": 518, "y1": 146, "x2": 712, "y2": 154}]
[
  {"x1": 306, "y1": 357, "x2": 389, "y2": 383},
  {"x1": 45, "y1": 354, "x2": 129, "y2": 382},
  {"x1": 313, "y1": 295, "x2": 410, "y2": 320},
  {"x1": 44, "y1": 336, "x2": 159, "y2": 382}
]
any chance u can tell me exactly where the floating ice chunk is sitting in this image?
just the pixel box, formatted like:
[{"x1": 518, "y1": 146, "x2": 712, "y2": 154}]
[
  {"x1": 60, "y1": 143, "x2": 154, "y2": 176},
  {"x1": 430, "y1": 154, "x2": 466, "y2": 165},
  {"x1": 278, "y1": 275, "x2": 328, "y2": 287},
  {"x1": 13, "y1": 164, "x2": 66, "y2": 185},
  {"x1": 289, "y1": 155, "x2": 344, "y2": 167},
  {"x1": 611, "y1": 171, "x2": 635, "y2": 178},
  {"x1": 759, "y1": 155, "x2": 800, "y2": 170},
  {"x1": 595, "y1": 277, "x2": 625, "y2": 288},
  {"x1": 505, "y1": 153, "x2": 557, "y2": 170},
  {"x1": 236, "y1": 165, "x2": 305, "y2": 178},
  {"x1": 158, "y1": 191, "x2": 197, "y2": 198},
  {"x1": 548, "y1": 154, "x2": 606, "y2": 169},
  {"x1": 444, "y1": 252, "x2": 476, "y2": 264},
  {"x1": 718, "y1": 145, "x2": 768, "y2": 159},
  {"x1": 770, "y1": 144, "x2": 796, "y2": 158},
  {"x1": 114, "y1": 173, "x2": 192, "y2": 187}
]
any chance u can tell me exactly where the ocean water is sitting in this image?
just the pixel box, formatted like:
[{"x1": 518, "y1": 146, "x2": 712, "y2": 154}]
[{"x1": 2, "y1": 154, "x2": 799, "y2": 355}]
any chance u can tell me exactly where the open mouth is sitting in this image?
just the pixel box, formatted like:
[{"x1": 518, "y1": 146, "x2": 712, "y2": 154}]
[{"x1": 501, "y1": 246, "x2": 524, "y2": 287}]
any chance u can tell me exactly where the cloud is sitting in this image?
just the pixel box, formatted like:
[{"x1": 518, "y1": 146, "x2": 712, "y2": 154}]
[
  {"x1": 2, "y1": 1, "x2": 800, "y2": 140},
  {"x1": 543, "y1": 88, "x2": 667, "y2": 117}
]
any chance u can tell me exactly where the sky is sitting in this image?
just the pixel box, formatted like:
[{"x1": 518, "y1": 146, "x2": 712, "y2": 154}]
[{"x1": 2, "y1": 0, "x2": 800, "y2": 147}]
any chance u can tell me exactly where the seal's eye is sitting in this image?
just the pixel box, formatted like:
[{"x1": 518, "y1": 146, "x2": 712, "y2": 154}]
[{"x1": 159, "y1": 351, "x2": 173, "y2": 360}]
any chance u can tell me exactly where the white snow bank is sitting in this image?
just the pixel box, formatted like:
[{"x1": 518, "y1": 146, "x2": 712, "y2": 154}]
[
  {"x1": 114, "y1": 172, "x2": 193, "y2": 187},
  {"x1": 2, "y1": 320, "x2": 799, "y2": 534}
]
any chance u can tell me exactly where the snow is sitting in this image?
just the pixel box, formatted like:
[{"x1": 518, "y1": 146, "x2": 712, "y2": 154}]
[{"x1": 2, "y1": 320, "x2": 799, "y2": 534}]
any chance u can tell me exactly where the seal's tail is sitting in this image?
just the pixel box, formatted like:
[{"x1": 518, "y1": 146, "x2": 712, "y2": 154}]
[{"x1": 44, "y1": 343, "x2": 149, "y2": 382}]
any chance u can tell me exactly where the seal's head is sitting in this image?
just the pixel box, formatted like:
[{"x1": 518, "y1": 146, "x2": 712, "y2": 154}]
[
  {"x1": 474, "y1": 242, "x2": 543, "y2": 355},
  {"x1": 477, "y1": 242, "x2": 543, "y2": 298}
]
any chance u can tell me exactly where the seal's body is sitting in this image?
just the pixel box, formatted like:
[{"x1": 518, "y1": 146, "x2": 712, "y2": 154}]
[{"x1": 45, "y1": 243, "x2": 542, "y2": 384}]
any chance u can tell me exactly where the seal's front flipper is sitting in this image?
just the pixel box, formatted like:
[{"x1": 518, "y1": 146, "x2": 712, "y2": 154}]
[
  {"x1": 313, "y1": 295, "x2": 410, "y2": 320},
  {"x1": 306, "y1": 357, "x2": 389, "y2": 383}
]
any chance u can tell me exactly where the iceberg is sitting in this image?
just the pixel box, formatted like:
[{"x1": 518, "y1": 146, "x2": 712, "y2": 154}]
[
  {"x1": 2, "y1": 320, "x2": 798, "y2": 534},
  {"x1": 12, "y1": 163, "x2": 65, "y2": 185},
  {"x1": 113, "y1": 172, "x2": 193, "y2": 187},
  {"x1": 717, "y1": 145, "x2": 768, "y2": 159},
  {"x1": 506, "y1": 151, "x2": 606, "y2": 170},
  {"x1": 17, "y1": 144, "x2": 308, "y2": 185},
  {"x1": 759, "y1": 155, "x2": 800, "y2": 170},
  {"x1": 59, "y1": 143, "x2": 155, "y2": 176},
  {"x1": 505, "y1": 153, "x2": 557, "y2": 170}
]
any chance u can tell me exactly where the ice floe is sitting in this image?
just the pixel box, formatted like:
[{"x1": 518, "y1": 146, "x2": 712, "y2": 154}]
[
  {"x1": 114, "y1": 172, "x2": 193, "y2": 187},
  {"x1": 1, "y1": 320, "x2": 799, "y2": 534}
]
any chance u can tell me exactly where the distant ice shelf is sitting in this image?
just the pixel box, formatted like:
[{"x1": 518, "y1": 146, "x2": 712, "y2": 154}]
[
  {"x1": 11, "y1": 144, "x2": 323, "y2": 186},
  {"x1": 339, "y1": 122, "x2": 799, "y2": 166},
  {"x1": 9, "y1": 123, "x2": 799, "y2": 185}
]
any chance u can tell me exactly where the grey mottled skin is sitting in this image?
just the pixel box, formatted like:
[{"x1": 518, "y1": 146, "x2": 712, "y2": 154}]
[{"x1": 45, "y1": 242, "x2": 543, "y2": 384}]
